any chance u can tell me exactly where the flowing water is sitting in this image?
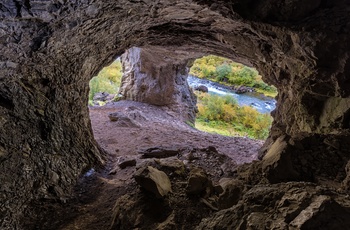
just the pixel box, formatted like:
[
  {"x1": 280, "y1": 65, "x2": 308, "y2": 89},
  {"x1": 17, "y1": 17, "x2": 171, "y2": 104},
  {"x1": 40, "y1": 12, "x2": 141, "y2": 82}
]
[{"x1": 187, "y1": 75, "x2": 276, "y2": 114}]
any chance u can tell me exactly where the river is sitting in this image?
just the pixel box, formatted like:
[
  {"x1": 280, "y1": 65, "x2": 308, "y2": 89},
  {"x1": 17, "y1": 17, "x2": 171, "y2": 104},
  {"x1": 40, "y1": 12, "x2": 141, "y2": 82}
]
[{"x1": 187, "y1": 75, "x2": 276, "y2": 114}]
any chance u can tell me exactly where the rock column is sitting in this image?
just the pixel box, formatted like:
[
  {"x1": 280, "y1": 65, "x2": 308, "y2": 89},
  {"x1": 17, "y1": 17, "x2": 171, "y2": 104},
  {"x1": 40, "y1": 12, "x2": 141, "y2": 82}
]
[{"x1": 119, "y1": 47, "x2": 198, "y2": 123}]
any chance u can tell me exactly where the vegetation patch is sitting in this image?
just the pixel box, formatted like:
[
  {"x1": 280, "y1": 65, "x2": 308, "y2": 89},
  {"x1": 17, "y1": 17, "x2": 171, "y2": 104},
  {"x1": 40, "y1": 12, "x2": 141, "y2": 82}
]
[
  {"x1": 190, "y1": 55, "x2": 277, "y2": 98},
  {"x1": 195, "y1": 92, "x2": 272, "y2": 139},
  {"x1": 89, "y1": 57, "x2": 272, "y2": 139},
  {"x1": 89, "y1": 59, "x2": 122, "y2": 103}
]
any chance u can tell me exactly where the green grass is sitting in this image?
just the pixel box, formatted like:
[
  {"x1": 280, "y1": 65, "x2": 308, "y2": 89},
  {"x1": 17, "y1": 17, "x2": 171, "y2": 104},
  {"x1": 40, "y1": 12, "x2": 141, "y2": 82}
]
[
  {"x1": 255, "y1": 88, "x2": 277, "y2": 98},
  {"x1": 195, "y1": 119, "x2": 243, "y2": 137}
]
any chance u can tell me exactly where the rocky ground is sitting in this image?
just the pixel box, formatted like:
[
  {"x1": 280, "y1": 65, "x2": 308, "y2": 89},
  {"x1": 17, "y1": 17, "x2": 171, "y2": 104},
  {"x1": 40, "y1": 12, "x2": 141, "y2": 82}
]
[
  {"x1": 23, "y1": 100, "x2": 350, "y2": 230},
  {"x1": 27, "y1": 100, "x2": 264, "y2": 229}
]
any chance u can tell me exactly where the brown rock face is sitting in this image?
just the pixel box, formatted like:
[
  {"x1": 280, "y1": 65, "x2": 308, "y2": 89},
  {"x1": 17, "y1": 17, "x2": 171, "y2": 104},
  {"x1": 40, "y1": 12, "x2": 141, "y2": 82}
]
[
  {"x1": 1, "y1": 0, "x2": 350, "y2": 229},
  {"x1": 119, "y1": 47, "x2": 198, "y2": 123}
]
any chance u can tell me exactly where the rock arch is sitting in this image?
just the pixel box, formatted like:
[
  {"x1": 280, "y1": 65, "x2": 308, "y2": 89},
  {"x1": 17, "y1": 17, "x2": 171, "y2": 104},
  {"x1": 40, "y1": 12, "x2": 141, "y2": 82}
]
[{"x1": 1, "y1": 0, "x2": 350, "y2": 228}]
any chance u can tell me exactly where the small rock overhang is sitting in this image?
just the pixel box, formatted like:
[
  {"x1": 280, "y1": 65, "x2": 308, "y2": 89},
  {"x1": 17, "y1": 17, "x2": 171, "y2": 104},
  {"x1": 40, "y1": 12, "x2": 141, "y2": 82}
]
[{"x1": 0, "y1": 0, "x2": 350, "y2": 228}]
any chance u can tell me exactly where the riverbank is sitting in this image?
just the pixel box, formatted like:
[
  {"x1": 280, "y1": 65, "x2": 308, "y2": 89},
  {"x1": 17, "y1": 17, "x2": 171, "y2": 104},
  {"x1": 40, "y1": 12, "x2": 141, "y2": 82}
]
[
  {"x1": 191, "y1": 74, "x2": 277, "y2": 99},
  {"x1": 189, "y1": 55, "x2": 278, "y2": 98},
  {"x1": 188, "y1": 75, "x2": 276, "y2": 114}
]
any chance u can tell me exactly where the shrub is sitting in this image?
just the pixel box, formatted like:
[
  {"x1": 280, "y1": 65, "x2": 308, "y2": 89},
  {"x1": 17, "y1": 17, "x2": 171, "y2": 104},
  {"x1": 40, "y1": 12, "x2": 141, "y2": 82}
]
[
  {"x1": 227, "y1": 67, "x2": 257, "y2": 86},
  {"x1": 202, "y1": 68, "x2": 215, "y2": 79},
  {"x1": 197, "y1": 93, "x2": 238, "y2": 121},
  {"x1": 89, "y1": 59, "x2": 123, "y2": 101},
  {"x1": 222, "y1": 104, "x2": 236, "y2": 122},
  {"x1": 240, "y1": 106, "x2": 260, "y2": 128},
  {"x1": 216, "y1": 64, "x2": 232, "y2": 81},
  {"x1": 195, "y1": 92, "x2": 272, "y2": 139}
]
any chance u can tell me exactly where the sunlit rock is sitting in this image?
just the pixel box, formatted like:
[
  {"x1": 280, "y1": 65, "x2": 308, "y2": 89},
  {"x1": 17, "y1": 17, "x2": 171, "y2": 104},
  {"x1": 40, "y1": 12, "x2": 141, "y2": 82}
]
[{"x1": 134, "y1": 166, "x2": 172, "y2": 198}]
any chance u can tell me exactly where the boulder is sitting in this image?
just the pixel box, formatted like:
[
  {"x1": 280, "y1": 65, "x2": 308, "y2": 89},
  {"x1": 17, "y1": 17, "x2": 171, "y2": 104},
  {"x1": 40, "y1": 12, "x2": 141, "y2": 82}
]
[
  {"x1": 217, "y1": 178, "x2": 244, "y2": 209},
  {"x1": 235, "y1": 86, "x2": 247, "y2": 94},
  {"x1": 111, "y1": 194, "x2": 172, "y2": 229},
  {"x1": 234, "y1": 85, "x2": 254, "y2": 94},
  {"x1": 289, "y1": 195, "x2": 350, "y2": 229},
  {"x1": 119, "y1": 47, "x2": 198, "y2": 123},
  {"x1": 108, "y1": 157, "x2": 137, "y2": 174},
  {"x1": 186, "y1": 167, "x2": 210, "y2": 195},
  {"x1": 119, "y1": 158, "x2": 137, "y2": 169},
  {"x1": 134, "y1": 166, "x2": 172, "y2": 198},
  {"x1": 155, "y1": 157, "x2": 186, "y2": 176},
  {"x1": 93, "y1": 92, "x2": 109, "y2": 101},
  {"x1": 138, "y1": 146, "x2": 179, "y2": 159},
  {"x1": 194, "y1": 85, "x2": 209, "y2": 93},
  {"x1": 108, "y1": 112, "x2": 141, "y2": 127},
  {"x1": 196, "y1": 183, "x2": 349, "y2": 229},
  {"x1": 262, "y1": 136, "x2": 300, "y2": 183}
]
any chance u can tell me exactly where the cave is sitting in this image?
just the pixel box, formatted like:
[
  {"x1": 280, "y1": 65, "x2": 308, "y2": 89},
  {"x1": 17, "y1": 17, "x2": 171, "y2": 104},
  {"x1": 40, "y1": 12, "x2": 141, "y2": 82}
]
[{"x1": 1, "y1": 0, "x2": 350, "y2": 229}]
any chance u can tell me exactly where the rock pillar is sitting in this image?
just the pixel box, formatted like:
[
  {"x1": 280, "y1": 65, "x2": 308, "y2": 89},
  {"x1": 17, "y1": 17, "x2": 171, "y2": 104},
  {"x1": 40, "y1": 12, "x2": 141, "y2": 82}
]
[{"x1": 119, "y1": 47, "x2": 198, "y2": 123}]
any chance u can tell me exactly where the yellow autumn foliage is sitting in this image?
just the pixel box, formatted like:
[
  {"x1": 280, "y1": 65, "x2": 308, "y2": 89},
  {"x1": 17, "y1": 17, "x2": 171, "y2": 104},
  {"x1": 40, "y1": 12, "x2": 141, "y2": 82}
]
[
  {"x1": 189, "y1": 55, "x2": 277, "y2": 97},
  {"x1": 195, "y1": 92, "x2": 272, "y2": 139},
  {"x1": 89, "y1": 59, "x2": 123, "y2": 101}
]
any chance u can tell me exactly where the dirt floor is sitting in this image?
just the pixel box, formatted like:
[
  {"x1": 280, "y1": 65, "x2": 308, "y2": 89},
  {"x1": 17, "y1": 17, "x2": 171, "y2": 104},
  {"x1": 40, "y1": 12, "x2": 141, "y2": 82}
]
[{"x1": 33, "y1": 100, "x2": 264, "y2": 230}]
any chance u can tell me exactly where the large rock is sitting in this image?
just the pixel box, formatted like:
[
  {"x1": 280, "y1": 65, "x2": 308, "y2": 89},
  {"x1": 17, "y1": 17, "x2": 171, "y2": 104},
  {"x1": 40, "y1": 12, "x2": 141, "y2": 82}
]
[
  {"x1": 111, "y1": 194, "x2": 173, "y2": 230},
  {"x1": 234, "y1": 85, "x2": 254, "y2": 94},
  {"x1": 134, "y1": 166, "x2": 172, "y2": 198},
  {"x1": 262, "y1": 135, "x2": 300, "y2": 183},
  {"x1": 108, "y1": 112, "x2": 141, "y2": 127},
  {"x1": 217, "y1": 178, "x2": 244, "y2": 209},
  {"x1": 194, "y1": 85, "x2": 208, "y2": 93},
  {"x1": 119, "y1": 47, "x2": 198, "y2": 123},
  {"x1": 93, "y1": 92, "x2": 109, "y2": 101},
  {"x1": 138, "y1": 146, "x2": 180, "y2": 159},
  {"x1": 186, "y1": 167, "x2": 211, "y2": 195},
  {"x1": 155, "y1": 157, "x2": 186, "y2": 176}
]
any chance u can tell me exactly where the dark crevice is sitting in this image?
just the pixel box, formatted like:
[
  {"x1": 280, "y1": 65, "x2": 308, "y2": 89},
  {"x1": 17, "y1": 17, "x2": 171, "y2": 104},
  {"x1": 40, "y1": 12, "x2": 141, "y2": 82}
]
[
  {"x1": 30, "y1": 26, "x2": 52, "y2": 52},
  {"x1": 0, "y1": 90, "x2": 15, "y2": 110},
  {"x1": 38, "y1": 120, "x2": 52, "y2": 141},
  {"x1": 342, "y1": 109, "x2": 350, "y2": 129},
  {"x1": 13, "y1": 0, "x2": 22, "y2": 17},
  {"x1": 23, "y1": 0, "x2": 32, "y2": 15},
  {"x1": 24, "y1": 0, "x2": 30, "y2": 10},
  {"x1": 0, "y1": 96, "x2": 14, "y2": 110}
]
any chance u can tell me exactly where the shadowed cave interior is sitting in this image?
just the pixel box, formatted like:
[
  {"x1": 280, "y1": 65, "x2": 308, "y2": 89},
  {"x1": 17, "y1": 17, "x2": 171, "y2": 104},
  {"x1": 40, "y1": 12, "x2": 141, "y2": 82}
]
[{"x1": 1, "y1": 0, "x2": 350, "y2": 229}]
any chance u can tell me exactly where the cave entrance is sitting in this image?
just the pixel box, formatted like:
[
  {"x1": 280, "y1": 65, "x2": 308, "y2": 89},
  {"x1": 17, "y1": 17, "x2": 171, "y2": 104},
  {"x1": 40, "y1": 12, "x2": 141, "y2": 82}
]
[
  {"x1": 88, "y1": 58, "x2": 122, "y2": 106},
  {"x1": 87, "y1": 51, "x2": 276, "y2": 142},
  {"x1": 188, "y1": 55, "x2": 276, "y2": 140},
  {"x1": 70, "y1": 48, "x2": 274, "y2": 228}
]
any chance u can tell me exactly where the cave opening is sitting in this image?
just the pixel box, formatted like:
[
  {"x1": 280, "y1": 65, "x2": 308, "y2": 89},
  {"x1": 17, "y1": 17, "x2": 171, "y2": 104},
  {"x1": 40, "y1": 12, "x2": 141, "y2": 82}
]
[
  {"x1": 88, "y1": 51, "x2": 276, "y2": 141},
  {"x1": 88, "y1": 58, "x2": 122, "y2": 107}
]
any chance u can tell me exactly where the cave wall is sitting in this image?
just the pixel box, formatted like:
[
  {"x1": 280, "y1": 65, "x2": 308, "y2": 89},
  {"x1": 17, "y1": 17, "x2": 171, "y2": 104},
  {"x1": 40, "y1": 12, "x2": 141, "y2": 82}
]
[{"x1": 0, "y1": 0, "x2": 350, "y2": 228}]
